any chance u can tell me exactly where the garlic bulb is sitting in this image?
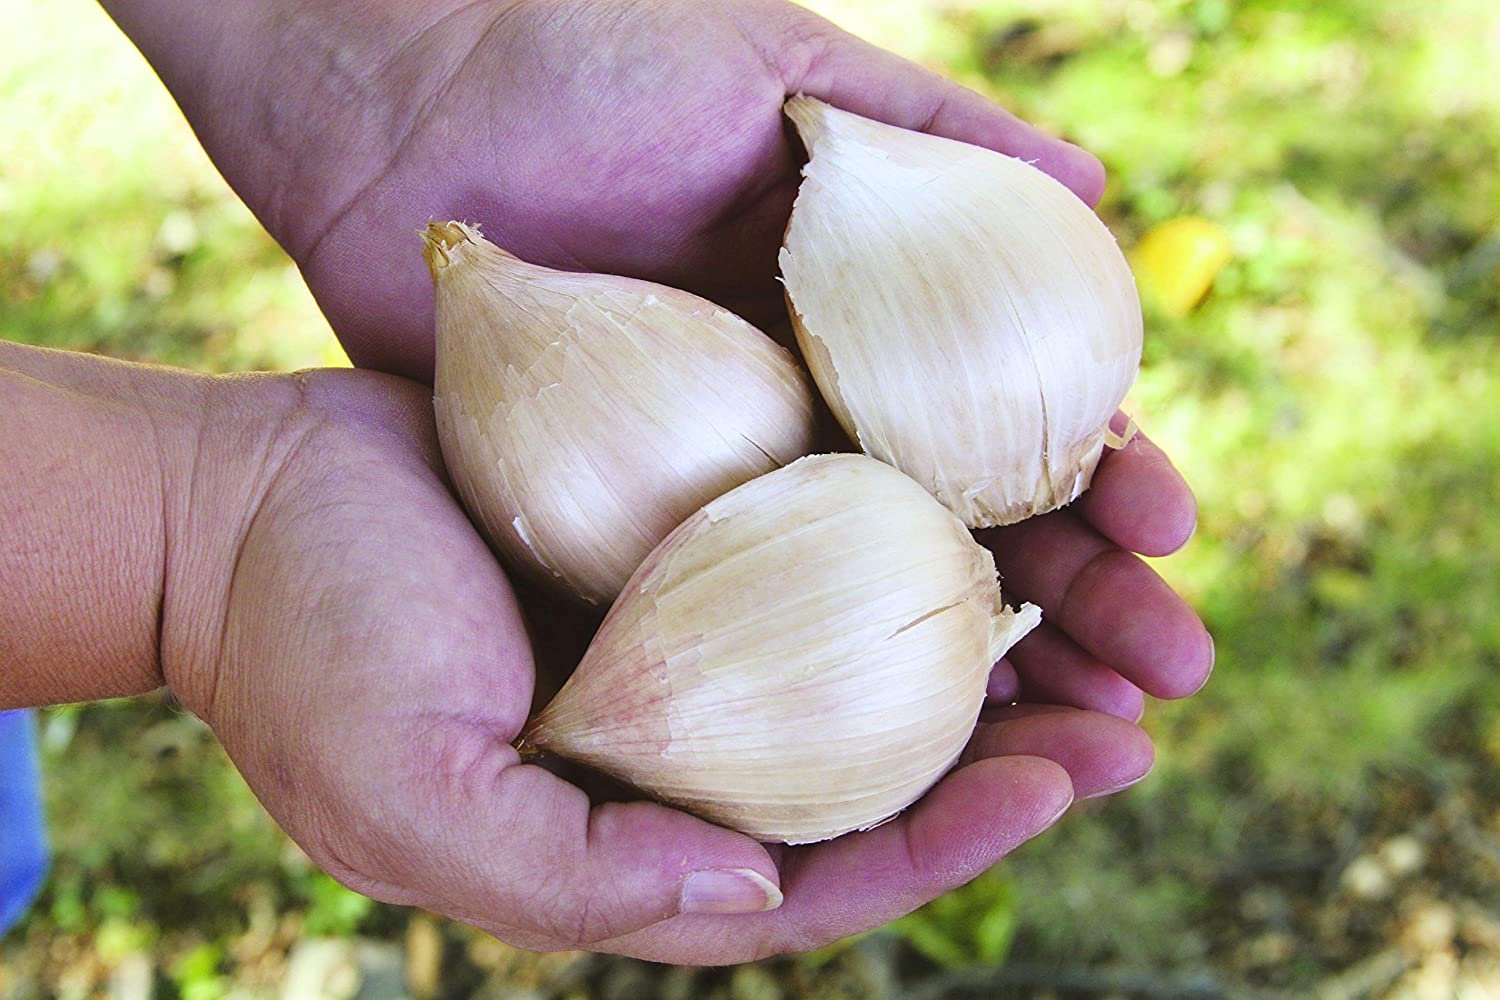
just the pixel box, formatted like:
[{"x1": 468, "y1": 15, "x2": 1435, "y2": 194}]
[
  {"x1": 779, "y1": 97, "x2": 1143, "y2": 528},
  {"x1": 522, "y1": 453, "x2": 1041, "y2": 844},
  {"x1": 423, "y1": 221, "x2": 817, "y2": 605}
]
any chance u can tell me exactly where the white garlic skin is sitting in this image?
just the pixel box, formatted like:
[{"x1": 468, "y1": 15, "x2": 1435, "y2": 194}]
[
  {"x1": 779, "y1": 97, "x2": 1143, "y2": 528},
  {"x1": 425, "y1": 222, "x2": 817, "y2": 606},
  {"x1": 523, "y1": 454, "x2": 1041, "y2": 844}
]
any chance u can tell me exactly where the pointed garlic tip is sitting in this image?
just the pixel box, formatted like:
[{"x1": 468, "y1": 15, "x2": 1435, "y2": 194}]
[
  {"x1": 527, "y1": 454, "x2": 1038, "y2": 844},
  {"x1": 420, "y1": 219, "x2": 485, "y2": 283},
  {"x1": 779, "y1": 100, "x2": 1143, "y2": 528},
  {"x1": 427, "y1": 227, "x2": 817, "y2": 606}
]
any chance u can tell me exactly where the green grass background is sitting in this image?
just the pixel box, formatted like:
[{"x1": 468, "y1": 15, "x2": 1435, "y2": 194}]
[{"x1": 4, "y1": 0, "x2": 1499, "y2": 995}]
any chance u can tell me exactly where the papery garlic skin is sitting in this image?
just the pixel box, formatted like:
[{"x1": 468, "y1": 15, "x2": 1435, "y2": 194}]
[
  {"x1": 424, "y1": 221, "x2": 817, "y2": 606},
  {"x1": 523, "y1": 454, "x2": 1041, "y2": 844},
  {"x1": 779, "y1": 97, "x2": 1143, "y2": 528}
]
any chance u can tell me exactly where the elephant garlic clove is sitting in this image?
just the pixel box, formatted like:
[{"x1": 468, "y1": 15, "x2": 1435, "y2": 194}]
[
  {"x1": 522, "y1": 453, "x2": 1041, "y2": 845},
  {"x1": 779, "y1": 96, "x2": 1143, "y2": 528},
  {"x1": 423, "y1": 221, "x2": 817, "y2": 606}
]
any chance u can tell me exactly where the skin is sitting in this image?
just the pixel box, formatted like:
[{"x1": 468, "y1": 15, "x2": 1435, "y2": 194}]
[{"x1": 0, "y1": 0, "x2": 1214, "y2": 964}]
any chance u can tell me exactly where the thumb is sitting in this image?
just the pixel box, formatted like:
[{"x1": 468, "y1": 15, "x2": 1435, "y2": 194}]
[
  {"x1": 360, "y1": 746, "x2": 783, "y2": 951},
  {"x1": 774, "y1": 8, "x2": 1107, "y2": 205}
]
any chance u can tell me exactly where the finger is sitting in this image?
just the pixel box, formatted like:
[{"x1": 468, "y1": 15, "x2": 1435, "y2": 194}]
[
  {"x1": 1076, "y1": 413, "x2": 1197, "y2": 557},
  {"x1": 376, "y1": 740, "x2": 782, "y2": 951},
  {"x1": 594, "y1": 755, "x2": 1072, "y2": 963},
  {"x1": 986, "y1": 657, "x2": 1021, "y2": 703},
  {"x1": 777, "y1": 11, "x2": 1105, "y2": 204},
  {"x1": 965, "y1": 706, "x2": 1155, "y2": 800},
  {"x1": 487, "y1": 762, "x2": 782, "y2": 938},
  {"x1": 983, "y1": 513, "x2": 1214, "y2": 699},
  {"x1": 1006, "y1": 621, "x2": 1146, "y2": 720}
]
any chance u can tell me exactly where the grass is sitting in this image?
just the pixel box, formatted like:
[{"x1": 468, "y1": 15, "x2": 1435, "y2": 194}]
[{"x1": 4, "y1": 0, "x2": 1499, "y2": 995}]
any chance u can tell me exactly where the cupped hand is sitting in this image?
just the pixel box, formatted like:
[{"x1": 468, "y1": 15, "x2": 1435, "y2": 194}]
[
  {"x1": 176, "y1": 0, "x2": 1104, "y2": 380},
  {"x1": 181, "y1": 368, "x2": 1155, "y2": 963}
]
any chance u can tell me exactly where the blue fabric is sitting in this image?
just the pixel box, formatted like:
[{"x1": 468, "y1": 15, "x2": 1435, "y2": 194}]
[{"x1": 0, "y1": 709, "x2": 48, "y2": 938}]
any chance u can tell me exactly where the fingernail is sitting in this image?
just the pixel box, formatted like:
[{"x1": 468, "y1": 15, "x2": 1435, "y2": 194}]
[
  {"x1": 680, "y1": 868, "x2": 783, "y2": 915},
  {"x1": 1041, "y1": 791, "x2": 1075, "y2": 831},
  {"x1": 1188, "y1": 630, "x2": 1217, "y2": 696},
  {"x1": 1080, "y1": 767, "x2": 1154, "y2": 801}
]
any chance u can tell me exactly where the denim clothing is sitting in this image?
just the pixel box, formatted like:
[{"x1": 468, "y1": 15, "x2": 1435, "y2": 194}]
[{"x1": 0, "y1": 710, "x2": 48, "y2": 937}]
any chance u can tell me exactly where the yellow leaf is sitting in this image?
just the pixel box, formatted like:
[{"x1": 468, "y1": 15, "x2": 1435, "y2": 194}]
[{"x1": 1131, "y1": 216, "x2": 1234, "y2": 317}]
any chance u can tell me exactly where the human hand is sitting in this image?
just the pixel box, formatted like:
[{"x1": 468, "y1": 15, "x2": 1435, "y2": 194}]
[
  {"x1": 160, "y1": 367, "x2": 1156, "y2": 964},
  {"x1": 2, "y1": 341, "x2": 1159, "y2": 962},
  {"x1": 104, "y1": 0, "x2": 1104, "y2": 380}
]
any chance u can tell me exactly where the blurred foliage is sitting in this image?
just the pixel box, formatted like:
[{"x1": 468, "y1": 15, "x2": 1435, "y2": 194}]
[
  {"x1": 4, "y1": 0, "x2": 1499, "y2": 995},
  {"x1": 0, "y1": 0, "x2": 342, "y2": 371},
  {"x1": 889, "y1": 869, "x2": 1019, "y2": 968}
]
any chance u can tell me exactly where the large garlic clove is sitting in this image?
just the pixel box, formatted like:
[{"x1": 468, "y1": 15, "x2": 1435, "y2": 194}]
[
  {"x1": 424, "y1": 221, "x2": 817, "y2": 606},
  {"x1": 522, "y1": 453, "x2": 1041, "y2": 844},
  {"x1": 779, "y1": 97, "x2": 1143, "y2": 528}
]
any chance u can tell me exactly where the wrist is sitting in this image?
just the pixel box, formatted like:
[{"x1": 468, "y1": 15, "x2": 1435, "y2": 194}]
[
  {"x1": 0, "y1": 346, "x2": 306, "y2": 708},
  {"x1": 155, "y1": 370, "x2": 315, "y2": 718}
]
